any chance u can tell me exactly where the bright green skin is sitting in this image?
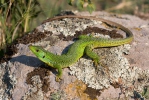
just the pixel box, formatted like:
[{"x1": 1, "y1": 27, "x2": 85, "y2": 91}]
[{"x1": 29, "y1": 34, "x2": 133, "y2": 81}]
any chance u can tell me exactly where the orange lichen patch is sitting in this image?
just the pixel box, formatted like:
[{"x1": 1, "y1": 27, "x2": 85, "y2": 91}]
[{"x1": 64, "y1": 80, "x2": 92, "y2": 100}]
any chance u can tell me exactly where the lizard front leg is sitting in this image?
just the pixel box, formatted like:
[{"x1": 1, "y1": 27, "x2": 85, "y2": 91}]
[{"x1": 55, "y1": 65, "x2": 63, "y2": 82}]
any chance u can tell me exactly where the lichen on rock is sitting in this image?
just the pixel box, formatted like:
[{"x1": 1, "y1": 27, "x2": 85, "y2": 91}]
[
  {"x1": 43, "y1": 18, "x2": 102, "y2": 36},
  {"x1": 22, "y1": 75, "x2": 44, "y2": 100}
]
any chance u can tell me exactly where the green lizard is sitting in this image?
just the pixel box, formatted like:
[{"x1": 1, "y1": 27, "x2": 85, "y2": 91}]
[{"x1": 29, "y1": 15, "x2": 133, "y2": 81}]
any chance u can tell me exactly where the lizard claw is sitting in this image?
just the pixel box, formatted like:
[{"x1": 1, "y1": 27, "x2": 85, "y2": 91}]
[
  {"x1": 56, "y1": 76, "x2": 62, "y2": 82},
  {"x1": 94, "y1": 60, "x2": 100, "y2": 67},
  {"x1": 93, "y1": 57, "x2": 100, "y2": 67}
]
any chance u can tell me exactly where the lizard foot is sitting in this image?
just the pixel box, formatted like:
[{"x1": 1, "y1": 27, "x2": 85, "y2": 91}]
[
  {"x1": 93, "y1": 58, "x2": 100, "y2": 67},
  {"x1": 94, "y1": 58, "x2": 106, "y2": 68},
  {"x1": 56, "y1": 76, "x2": 62, "y2": 82}
]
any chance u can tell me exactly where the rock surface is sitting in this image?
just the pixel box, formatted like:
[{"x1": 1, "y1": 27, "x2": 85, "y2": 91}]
[{"x1": 0, "y1": 11, "x2": 149, "y2": 100}]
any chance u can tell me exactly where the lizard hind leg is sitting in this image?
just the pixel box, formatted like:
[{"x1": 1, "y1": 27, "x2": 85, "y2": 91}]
[
  {"x1": 55, "y1": 65, "x2": 63, "y2": 82},
  {"x1": 85, "y1": 45, "x2": 100, "y2": 67}
]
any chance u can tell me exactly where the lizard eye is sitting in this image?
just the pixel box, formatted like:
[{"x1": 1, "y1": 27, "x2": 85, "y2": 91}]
[
  {"x1": 36, "y1": 49, "x2": 39, "y2": 52},
  {"x1": 42, "y1": 55, "x2": 45, "y2": 58}
]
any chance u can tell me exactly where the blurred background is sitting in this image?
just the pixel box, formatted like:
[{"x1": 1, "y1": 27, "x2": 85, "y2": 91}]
[
  {"x1": 34, "y1": 0, "x2": 149, "y2": 29},
  {"x1": 0, "y1": 0, "x2": 149, "y2": 54}
]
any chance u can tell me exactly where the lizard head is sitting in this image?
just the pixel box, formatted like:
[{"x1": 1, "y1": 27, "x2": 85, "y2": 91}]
[{"x1": 29, "y1": 45, "x2": 54, "y2": 67}]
